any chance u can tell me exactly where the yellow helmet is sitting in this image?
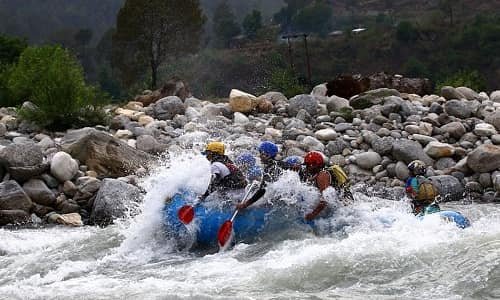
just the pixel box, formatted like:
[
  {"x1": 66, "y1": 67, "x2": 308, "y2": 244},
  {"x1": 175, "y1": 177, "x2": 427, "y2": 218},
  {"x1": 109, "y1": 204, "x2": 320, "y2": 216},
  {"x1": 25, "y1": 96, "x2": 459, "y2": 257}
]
[{"x1": 205, "y1": 142, "x2": 225, "y2": 155}]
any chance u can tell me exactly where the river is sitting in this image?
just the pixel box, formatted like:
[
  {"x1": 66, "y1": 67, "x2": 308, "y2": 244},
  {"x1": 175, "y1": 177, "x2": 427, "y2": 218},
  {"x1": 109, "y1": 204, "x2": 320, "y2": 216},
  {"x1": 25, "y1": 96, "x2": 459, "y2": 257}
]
[{"x1": 1, "y1": 154, "x2": 499, "y2": 299}]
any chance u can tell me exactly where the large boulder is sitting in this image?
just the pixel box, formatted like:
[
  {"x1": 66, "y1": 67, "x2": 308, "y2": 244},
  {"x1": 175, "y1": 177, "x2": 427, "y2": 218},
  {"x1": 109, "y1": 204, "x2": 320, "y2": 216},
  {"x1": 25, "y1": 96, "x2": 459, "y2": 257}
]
[
  {"x1": 0, "y1": 210, "x2": 31, "y2": 226},
  {"x1": 258, "y1": 91, "x2": 287, "y2": 104},
  {"x1": 467, "y1": 145, "x2": 500, "y2": 173},
  {"x1": 159, "y1": 77, "x2": 191, "y2": 100},
  {"x1": 229, "y1": 89, "x2": 258, "y2": 113},
  {"x1": 136, "y1": 135, "x2": 167, "y2": 154},
  {"x1": 456, "y1": 87, "x2": 480, "y2": 101},
  {"x1": 368, "y1": 72, "x2": 433, "y2": 95},
  {"x1": 392, "y1": 139, "x2": 433, "y2": 165},
  {"x1": 22, "y1": 179, "x2": 55, "y2": 207},
  {"x1": 50, "y1": 152, "x2": 79, "y2": 182},
  {"x1": 326, "y1": 75, "x2": 371, "y2": 99},
  {"x1": 0, "y1": 180, "x2": 33, "y2": 212},
  {"x1": 490, "y1": 91, "x2": 500, "y2": 103},
  {"x1": 0, "y1": 143, "x2": 46, "y2": 182},
  {"x1": 349, "y1": 88, "x2": 400, "y2": 109},
  {"x1": 429, "y1": 175, "x2": 465, "y2": 202},
  {"x1": 61, "y1": 128, "x2": 152, "y2": 178},
  {"x1": 152, "y1": 96, "x2": 185, "y2": 120},
  {"x1": 287, "y1": 94, "x2": 318, "y2": 117},
  {"x1": 326, "y1": 95, "x2": 350, "y2": 112},
  {"x1": 90, "y1": 179, "x2": 142, "y2": 226}
]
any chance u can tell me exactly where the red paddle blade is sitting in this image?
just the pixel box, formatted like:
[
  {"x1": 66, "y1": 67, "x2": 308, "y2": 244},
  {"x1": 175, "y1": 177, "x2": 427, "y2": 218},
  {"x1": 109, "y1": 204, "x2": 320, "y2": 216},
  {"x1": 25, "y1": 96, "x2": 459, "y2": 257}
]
[
  {"x1": 217, "y1": 220, "x2": 233, "y2": 247},
  {"x1": 178, "y1": 205, "x2": 194, "y2": 224}
]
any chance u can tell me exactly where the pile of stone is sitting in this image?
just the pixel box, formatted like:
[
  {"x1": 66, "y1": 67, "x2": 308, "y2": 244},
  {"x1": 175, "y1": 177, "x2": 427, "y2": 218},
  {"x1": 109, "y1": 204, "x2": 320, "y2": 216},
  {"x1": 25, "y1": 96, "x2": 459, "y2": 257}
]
[{"x1": 1, "y1": 82, "x2": 499, "y2": 227}]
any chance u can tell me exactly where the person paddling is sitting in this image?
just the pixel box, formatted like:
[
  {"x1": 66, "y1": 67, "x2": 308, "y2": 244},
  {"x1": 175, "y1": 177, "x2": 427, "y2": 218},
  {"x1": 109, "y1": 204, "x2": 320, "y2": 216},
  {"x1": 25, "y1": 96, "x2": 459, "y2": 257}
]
[
  {"x1": 202, "y1": 142, "x2": 247, "y2": 199},
  {"x1": 405, "y1": 160, "x2": 440, "y2": 215},
  {"x1": 301, "y1": 151, "x2": 353, "y2": 221},
  {"x1": 235, "y1": 141, "x2": 285, "y2": 210}
]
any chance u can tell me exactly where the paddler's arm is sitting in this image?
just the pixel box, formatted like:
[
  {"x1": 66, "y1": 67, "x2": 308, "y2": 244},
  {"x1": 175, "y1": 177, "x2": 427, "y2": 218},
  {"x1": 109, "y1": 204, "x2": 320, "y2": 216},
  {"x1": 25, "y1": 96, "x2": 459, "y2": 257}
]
[
  {"x1": 305, "y1": 171, "x2": 330, "y2": 221},
  {"x1": 236, "y1": 180, "x2": 265, "y2": 210}
]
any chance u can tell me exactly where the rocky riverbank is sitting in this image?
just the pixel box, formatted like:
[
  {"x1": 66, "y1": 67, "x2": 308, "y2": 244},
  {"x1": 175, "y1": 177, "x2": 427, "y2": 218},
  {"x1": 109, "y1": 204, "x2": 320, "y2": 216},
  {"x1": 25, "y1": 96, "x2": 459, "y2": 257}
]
[{"x1": 1, "y1": 85, "x2": 500, "y2": 227}]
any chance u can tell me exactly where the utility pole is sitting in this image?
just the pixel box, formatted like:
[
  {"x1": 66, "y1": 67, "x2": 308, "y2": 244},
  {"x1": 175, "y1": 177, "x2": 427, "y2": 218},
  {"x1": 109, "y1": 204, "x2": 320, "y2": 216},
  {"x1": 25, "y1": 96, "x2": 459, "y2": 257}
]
[
  {"x1": 303, "y1": 33, "x2": 312, "y2": 88},
  {"x1": 284, "y1": 35, "x2": 295, "y2": 72}
]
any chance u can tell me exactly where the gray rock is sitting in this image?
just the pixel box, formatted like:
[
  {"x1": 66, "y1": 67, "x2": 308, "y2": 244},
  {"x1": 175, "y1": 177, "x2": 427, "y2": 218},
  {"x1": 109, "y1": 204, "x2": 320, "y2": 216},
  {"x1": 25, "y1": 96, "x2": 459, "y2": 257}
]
[
  {"x1": 490, "y1": 90, "x2": 500, "y2": 103},
  {"x1": 184, "y1": 97, "x2": 203, "y2": 108},
  {"x1": 326, "y1": 95, "x2": 350, "y2": 112},
  {"x1": 430, "y1": 175, "x2": 465, "y2": 201},
  {"x1": 492, "y1": 134, "x2": 500, "y2": 145},
  {"x1": 494, "y1": 174, "x2": 500, "y2": 193},
  {"x1": 441, "y1": 86, "x2": 466, "y2": 100},
  {"x1": 467, "y1": 144, "x2": 500, "y2": 173},
  {"x1": 0, "y1": 123, "x2": 6, "y2": 136},
  {"x1": 372, "y1": 136, "x2": 394, "y2": 155},
  {"x1": 474, "y1": 123, "x2": 497, "y2": 137},
  {"x1": 444, "y1": 100, "x2": 473, "y2": 118},
  {"x1": 485, "y1": 111, "x2": 500, "y2": 131},
  {"x1": 41, "y1": 174, "x2": 59, "y2": 189},
  {"x1": 32, "y1": 203, "x2": 54, "y2": 218},
  {"x1": 350, "y1": 88, "x2": 400, "y2": 109},
  {"x1": 435, "y1": 157, "x2": 456, "y2": 170},
  {"x1": 326, "y1": 140, "x2": 349, "y2": 155},
  {"x1": 354, "y1": 152, "x2": 382, "y2": 170},
  {"x1": 153, "y1": 96, "x2": 185, "y2": 120},
  {"x1": 315, "y1": 128, "x2": 337, "y2": 141},
  {"x1": 50, "y1": 152, "x2": 79, "y2": 182},
  {"x1": 109, "y1": 115, "x2": 131, "y2": 130},
  {"x1": 0, "y1": 210, "x2": 30, "y2": 225},
  {"x1": 61, "y1": 128, "x2": 152, "y2": 178},
  {"x1": 395, "y1": 161, "x2": 410, "y2": 181},
  {"x1": 90, "y1": 179, "x2": 142, "y2": 226},
  {"x1": 63, "y1": 181, "x2": 78, "y2": 197},
  {"x1": 479, "y1": 173, "x2": 493, "y2": 188},
  {"x1": 392, "y1": 139, "x2": 433, "y2": 165},
  {"x1": 440, "y1": 122, "x2": 466, "y2": 139},
  {"x1": 76, "y1": 176, "x2": 102, "y2": 195},
  {"x1": 259, "y1": 91, "x2": 287, "y2": 104},
  {"x1": 296, "y1": 109, "x2": 313, "y2": 123},
  {"x1": 456, "y1": 87, "x2": 480, "y2": 101},
  {"x1": 302, "y1": 136, "x2": 325, "y2": 152},
  {"x1": 136, "y1": 135, "x2": 167, "y2": 154},
  {"x1": 22, "y1": 179, "x2": 55, "y2": 207},
  {"x1": 287, "y1": 94, "x2": 318, "y2": 117},
  {"x1": 0, "y1": 180, "x2": 32, "y2": 212},
  {"x1": 335, "y1": 123, "x2": 353, "y2": 132},
  {"x1": 424, "y1": 141, "x2": 455, "y2": 158},
  {"x1": 0, "y1": 143, "x2": 43, "y2": 169}
]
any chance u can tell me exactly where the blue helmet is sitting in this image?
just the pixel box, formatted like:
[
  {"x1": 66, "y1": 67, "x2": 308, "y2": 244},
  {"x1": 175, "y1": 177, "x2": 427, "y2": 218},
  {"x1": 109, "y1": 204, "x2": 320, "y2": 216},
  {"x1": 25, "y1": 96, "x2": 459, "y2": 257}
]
[
  {"x1": 247, "y1": 165, "x2": 262, "y2": 181},
  {"x1": 284, "y1": 156, "x2": 302, "y2": 168},
  {"x1": 258, "y1": 141, "x2": 278, "y2": 158},
  {"x1": 236, "y1": 152, "x2": 256, "y2": 166}
]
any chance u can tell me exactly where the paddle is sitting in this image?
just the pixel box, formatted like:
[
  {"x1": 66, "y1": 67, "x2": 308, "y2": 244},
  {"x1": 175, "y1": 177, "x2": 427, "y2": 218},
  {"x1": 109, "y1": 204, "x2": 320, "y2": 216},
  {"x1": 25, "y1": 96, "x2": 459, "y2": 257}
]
[
  {"x1": 217, "y1": 181, "x2": 260, "y2": 248},
  {"x1": 178, "y1": 205, "x2": 195, "y2": 224}
]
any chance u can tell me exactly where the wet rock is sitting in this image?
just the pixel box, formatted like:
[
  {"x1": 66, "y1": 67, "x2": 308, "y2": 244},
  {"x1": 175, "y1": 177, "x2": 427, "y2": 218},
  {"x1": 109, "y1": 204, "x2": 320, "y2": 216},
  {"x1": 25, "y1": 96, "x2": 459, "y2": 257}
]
[
  {"x1": 288, "y1": 94, "x2": 318, "y2": 117},
  {"x1": 467, "y1": 144, "x2": 500, "y2": 173},
  {"x1": 50, "y1": 152, "x2": 79, "y2": 182},
  {"x1": 0, "y1": 210, "x2": 30, "y2": 225},
  {"x1": 354, "y1": 152, "x2": 382, "y2": 170},
  {"x1": 152, "y1": 96, "x2": 185, "y2": 120},
  {"x1": 0, "y1": 180, "x2": 32, "y2": 212},
  {"x1": 392, "y1": 139, "x2": 433, "y2": 165},
  {"x1": 56, "y1": 200, "x2": 80, "y2": 214},
  {"x1": 47, "y1": 212, "x2": 83, "y2": 227},
  {"x1": 430, "y1": 175, "x2": 465, "y2": 201},
  {"x1": 61, "y1": 128, "x2": 152, "y2": 178},
  {"x1": 32, "y1": 203, "x2": 54, "y2": 217},
  {"x1": 22, "y1": 179, "x2": 55, "y2": 207},
  {"x1": 90, "y1": 179, "x2": 142, "y2": 226},
  {"x1": 136, "y1": 135, "x2": 167, "y2": 154}
]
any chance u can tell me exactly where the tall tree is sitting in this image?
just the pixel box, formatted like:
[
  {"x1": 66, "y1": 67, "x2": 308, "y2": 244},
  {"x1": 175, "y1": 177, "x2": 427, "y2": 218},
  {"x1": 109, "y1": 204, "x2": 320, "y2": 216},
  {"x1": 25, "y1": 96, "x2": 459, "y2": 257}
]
[
  {"x1": 213, "y1": 1, "x2": 241, "y2": 48},
  {"x1": 112, "y1": 0, "x2": 205, "y2": 89},
  {"x1": 439, "y1": 0, "x2": 457, "y2": 26},
  {"x1": 243, "y1": 10, "x2": 263, "y2": 39}
]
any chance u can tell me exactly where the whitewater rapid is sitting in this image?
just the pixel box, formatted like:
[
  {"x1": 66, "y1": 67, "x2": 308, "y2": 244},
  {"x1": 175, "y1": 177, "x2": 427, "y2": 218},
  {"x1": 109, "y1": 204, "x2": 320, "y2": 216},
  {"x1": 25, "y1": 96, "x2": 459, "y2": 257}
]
[{"x1": 1, "y1": 153, "x2": 500, "y2": 299}]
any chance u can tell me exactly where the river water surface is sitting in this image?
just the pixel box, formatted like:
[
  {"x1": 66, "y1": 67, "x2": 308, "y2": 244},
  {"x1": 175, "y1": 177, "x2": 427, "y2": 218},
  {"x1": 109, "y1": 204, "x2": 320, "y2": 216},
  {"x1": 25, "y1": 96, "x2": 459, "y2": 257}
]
[{"x1": 1, "y1": 155, "x2": 499, "y2": 300}]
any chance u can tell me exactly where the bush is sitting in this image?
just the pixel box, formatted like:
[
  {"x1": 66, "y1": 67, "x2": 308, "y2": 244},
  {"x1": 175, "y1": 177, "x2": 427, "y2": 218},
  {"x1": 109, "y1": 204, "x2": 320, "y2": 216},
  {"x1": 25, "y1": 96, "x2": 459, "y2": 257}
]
[
  {"x1": 7, "y1": 45, "x2": 109, "y2": 130},
  {"x1": 269, "y1": 68, "x2": 306, "y2": 98},
  {"x1": 436, "y1": 70, "x2": 487, "y2": 93},
  {"x1": 396, "y1": 21, "x2": 419, "y2": 43}
]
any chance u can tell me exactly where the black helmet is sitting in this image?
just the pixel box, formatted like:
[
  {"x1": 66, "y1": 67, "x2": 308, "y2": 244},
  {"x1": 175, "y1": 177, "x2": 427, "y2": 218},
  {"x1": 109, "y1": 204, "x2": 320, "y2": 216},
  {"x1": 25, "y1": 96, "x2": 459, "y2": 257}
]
[{"x1": 408, "y1": 160, "x2": 426, "y2": 176}]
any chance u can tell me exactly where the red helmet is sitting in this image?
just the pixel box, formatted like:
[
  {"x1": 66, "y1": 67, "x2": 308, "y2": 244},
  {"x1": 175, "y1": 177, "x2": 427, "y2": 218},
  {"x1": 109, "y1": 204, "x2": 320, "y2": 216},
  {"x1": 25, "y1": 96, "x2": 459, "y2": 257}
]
[{"x1": 304, "y1": 151, "x2": 325, "y2": 168}]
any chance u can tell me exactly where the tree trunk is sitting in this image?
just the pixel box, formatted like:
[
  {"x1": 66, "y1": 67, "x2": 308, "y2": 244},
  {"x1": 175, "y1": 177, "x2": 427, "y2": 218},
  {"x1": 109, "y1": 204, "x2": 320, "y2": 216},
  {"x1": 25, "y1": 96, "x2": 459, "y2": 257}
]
[{"x1": 151, "y1": 62, "x2": 158, "y2": 90}]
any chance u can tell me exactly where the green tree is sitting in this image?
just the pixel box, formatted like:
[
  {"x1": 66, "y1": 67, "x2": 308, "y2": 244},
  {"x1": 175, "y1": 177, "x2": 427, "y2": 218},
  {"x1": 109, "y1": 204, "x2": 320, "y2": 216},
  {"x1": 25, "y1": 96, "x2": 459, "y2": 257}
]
[
  {"x1": 243, "y1": 10, "x2": 262, "y2": 39},
  {"x1": 0, "y1": 34, "x2": 27, "y2": 65},
  {"x1": 292, "y1": 1, "x2": 332, "y2": 35},
  {"x1": 112, "y1": 0, "x2": 205, "y2": 89},
  {"x1": 438, "y1": 0, "x2": 458, "y2": 26},
  {"x1": 213, "y1": 1, "x2": 241, "y2": 48},
  {"x1": 273, "y1": 0, "x2": 313, "y2": 32},
  {"x1": 396, "y1": 21, "x2": 419, "y2": 42},
  {"x1": 8, "y1": 45, "x2": 109, "y2": 130}
]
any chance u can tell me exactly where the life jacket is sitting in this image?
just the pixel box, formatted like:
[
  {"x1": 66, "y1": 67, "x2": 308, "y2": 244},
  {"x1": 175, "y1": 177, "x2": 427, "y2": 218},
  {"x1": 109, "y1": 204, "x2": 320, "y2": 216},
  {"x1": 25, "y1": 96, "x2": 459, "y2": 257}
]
[
  {"x1": 215, "y1": 156, "x2": 247, "y2": 189},
  {"x1": 406, "y1": 176, "x2": 438, "y2": 204},
  {"x1": 326, "y1": 164, "x2": 349, "y2": 187}
]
